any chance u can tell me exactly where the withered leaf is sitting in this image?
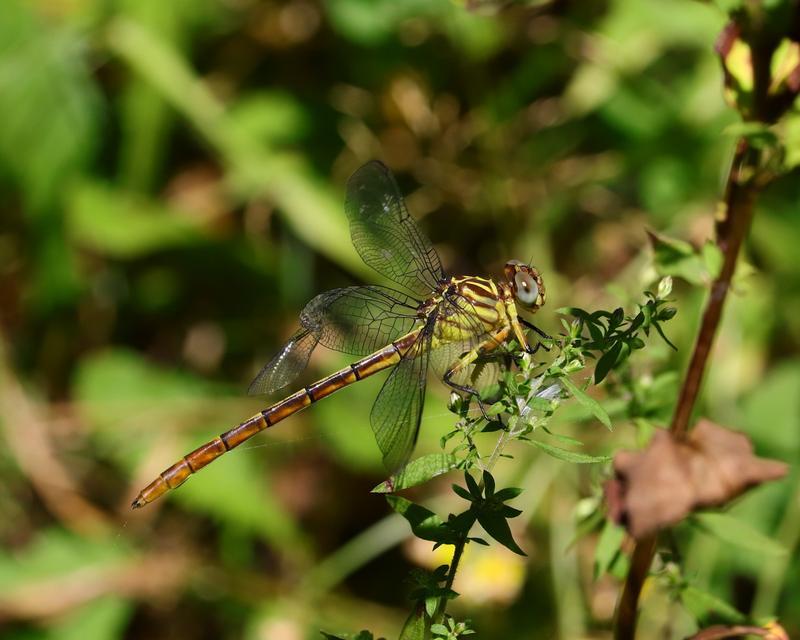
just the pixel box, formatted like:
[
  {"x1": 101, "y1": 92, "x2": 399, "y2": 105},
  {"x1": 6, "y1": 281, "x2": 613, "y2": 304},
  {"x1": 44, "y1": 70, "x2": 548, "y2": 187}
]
[
  {"x1": 606, "y1": 419, "x2": 788, "y2": 539},
  {"x1": 686, "y1": 621, "x2": 789, "y2": 640}
]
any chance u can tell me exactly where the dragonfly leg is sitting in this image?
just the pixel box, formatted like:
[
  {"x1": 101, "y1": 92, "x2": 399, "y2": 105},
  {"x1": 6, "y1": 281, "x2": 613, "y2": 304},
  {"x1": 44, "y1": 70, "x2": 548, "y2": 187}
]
[
  {"x1": 443, "y1": 326, "x2": 510, "y2": 420},
  {"x1": 520, "y1": 318, "x2": 552, "y2": 352},
  {"x1": 444, "y1": 368, "x2": 491, "y2": 420}
]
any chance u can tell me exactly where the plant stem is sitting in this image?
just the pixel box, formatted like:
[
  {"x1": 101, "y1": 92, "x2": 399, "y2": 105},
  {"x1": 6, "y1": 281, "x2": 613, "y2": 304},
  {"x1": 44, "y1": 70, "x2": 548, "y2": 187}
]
[
  {"x1": 613, "y1": 12, "x2": 791, "y2": 633},
  {"x1": 614, "y1": 137, "x2": 761, "y2": 640},
  {"x1": 440, "y1": 532, "x2": 467, "y2": 615},
  {"x1": 438, "y1": 423, "x2": 514, "y2": 621},
  {"x1": 486, "y1": 427, "x2": 512, "y2": 472}
]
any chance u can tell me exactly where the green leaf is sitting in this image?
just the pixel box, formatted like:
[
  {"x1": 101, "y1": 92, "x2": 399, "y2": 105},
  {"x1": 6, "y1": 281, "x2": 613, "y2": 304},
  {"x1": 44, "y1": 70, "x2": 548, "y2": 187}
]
[
  {"x1": 73, "y1": 349, "x2": 302, "y2": 548},
  {"x1": 531, "y1": 440, "x2": 611, "y2": 464},
  {"x1": 399, "y1": 602, "x2": 428, "y2": 640},
  {"x1": 229, "y1": 91, "x2": 310, "y2": 146},
  {"x1": 0, "y1": 529, "x2": 130, "y2": 591},
  {"x1": 559, "y1": 376, "x2": 612, "y2": 430},
  {"x1": 691, "y1": 513, "x2": 787, "y2": 557},
  {"x1": 541, "y1": 428, "x2": 584, "y2": 448},
  {"x1": 372, "y1": 454, "x2": 459, "y2": 493},
  {"x1": 494, "y1": 487, "x2": 523, "y2": 502},
  {"x1": 452, "y1": 484, "x2": 474, "y2": 502},
  {"x1": 175, "y1": 453, "x2": 304, "y2": 550},
  {"x1": 68, "y1": 180, "x2": 204, "y2": 258},
  {"x1": 54, "y1": 597, "x2": 132, "y2": 640},
  {"x1": 464, "y1": 472, "x2": 481, "y2": 498},
  {"x1": 594, "y1": 341, "x2": 623, "y2": 384},
  {"x1": 0, "y1": 0, "x2": 100, "y2": 209},
  {"x1": 73, "y1": 348, "x2": 217, "y2": 436},
  {"x1": 647, "y1": 229, "x2": 709, "y2": 285},
  {"x1": 385, "y1": 496, "x2": 448, "y2": 543},
  {"x1": 680, "y1": 585, "x2": 748, "y2": 625},
  {"x1": 701, "y1": 240, "x2": 724, "y2": 280},
  {"x1": 593, "y1": 520, "x2": 625, "y2": 579},
  {"x1": 476, "y1": 511, "x2": 526, "y2": 556}
]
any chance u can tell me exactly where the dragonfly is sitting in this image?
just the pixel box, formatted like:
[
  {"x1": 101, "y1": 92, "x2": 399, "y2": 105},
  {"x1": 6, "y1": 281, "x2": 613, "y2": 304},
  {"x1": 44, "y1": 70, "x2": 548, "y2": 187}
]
[{"x1": 132, "y1": 161, "x2": 547, "y2": 509}]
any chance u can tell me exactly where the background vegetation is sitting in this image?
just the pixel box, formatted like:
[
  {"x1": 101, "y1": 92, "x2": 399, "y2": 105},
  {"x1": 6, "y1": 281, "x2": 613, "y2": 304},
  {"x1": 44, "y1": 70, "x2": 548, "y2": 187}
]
[{"x1": 0, "y1": 1, "x2": 798, "y2": 638}]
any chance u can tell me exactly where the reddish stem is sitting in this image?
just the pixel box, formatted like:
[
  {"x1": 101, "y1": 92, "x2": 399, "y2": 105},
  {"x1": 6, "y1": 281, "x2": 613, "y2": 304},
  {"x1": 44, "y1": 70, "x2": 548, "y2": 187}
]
[{"x1": 612, "y1": 7, "x2": 793, "y2": 634}]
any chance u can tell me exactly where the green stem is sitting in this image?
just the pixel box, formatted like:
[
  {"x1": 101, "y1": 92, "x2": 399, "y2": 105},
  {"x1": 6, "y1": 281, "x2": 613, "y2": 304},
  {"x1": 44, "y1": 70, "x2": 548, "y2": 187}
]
[
  {"x1": 486, "y1": 427, "x2": 512, "y2": 472},
  {"x1": 437, "y1": 424, "x2": 514, "y2": 622},
  {"x1": 437, "y1": 531, "x2": 467, "y2": 622}
]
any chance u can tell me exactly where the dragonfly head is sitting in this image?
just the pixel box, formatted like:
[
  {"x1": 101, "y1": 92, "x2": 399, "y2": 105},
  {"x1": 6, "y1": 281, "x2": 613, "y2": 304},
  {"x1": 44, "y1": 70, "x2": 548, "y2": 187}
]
[{"x1": 505, "y1": 260, "x2": 545, "y2": 311}]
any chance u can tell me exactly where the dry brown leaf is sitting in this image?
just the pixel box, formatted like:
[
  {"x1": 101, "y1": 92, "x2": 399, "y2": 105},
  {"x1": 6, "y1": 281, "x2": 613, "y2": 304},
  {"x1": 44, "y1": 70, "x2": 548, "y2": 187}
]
[
  {"x1": 686, "y1": 621, "x2": 790, "y2": 640},
  {"x1": 606, "y1": 419, "x2": 788, "y2": 539}
]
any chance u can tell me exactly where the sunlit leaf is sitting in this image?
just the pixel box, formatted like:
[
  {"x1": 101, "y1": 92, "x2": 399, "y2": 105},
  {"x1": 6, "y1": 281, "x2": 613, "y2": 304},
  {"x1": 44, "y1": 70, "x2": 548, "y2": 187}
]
[
  {"x1": 531, "y1": 440, "x2": 611, "y2": 464},
  {"x1": 372, "y1": 454, "x2": 459, "y2": 493},
  {"x1": 560, "y1": 376, "x2": 612, "y2": 430}
]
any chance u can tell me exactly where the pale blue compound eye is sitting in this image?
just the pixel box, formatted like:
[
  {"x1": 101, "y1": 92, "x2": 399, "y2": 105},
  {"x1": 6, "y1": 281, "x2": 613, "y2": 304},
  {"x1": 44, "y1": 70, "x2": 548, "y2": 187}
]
[{"x1": 514, "y1": 272, "x2": 539, "y2": 305}]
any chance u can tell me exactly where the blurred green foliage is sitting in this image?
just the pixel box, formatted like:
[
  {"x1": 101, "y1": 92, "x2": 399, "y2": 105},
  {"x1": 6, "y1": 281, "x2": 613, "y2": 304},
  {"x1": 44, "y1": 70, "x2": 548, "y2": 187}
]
[{"x1": 0, "y1": 0, "x2": 798, "y2": 639}]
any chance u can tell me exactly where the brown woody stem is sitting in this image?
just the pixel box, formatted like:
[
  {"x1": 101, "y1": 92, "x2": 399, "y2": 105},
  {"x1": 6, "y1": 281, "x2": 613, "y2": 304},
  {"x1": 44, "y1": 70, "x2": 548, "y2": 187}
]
[
  {"x1": 614, "y1": 135, "x2": 762, "y2": 640},
  {"x1": 612, "y1": 9, "x2": 793, "y2": 635}
]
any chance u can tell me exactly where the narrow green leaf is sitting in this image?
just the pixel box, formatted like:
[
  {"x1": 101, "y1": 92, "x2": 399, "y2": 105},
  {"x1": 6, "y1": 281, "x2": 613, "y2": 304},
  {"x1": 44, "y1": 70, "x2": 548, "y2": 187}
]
[
  {"x1": 476, "y1": 512, "x2": 526, "y2": 556},
  {"x1": 385, "y1": 496, "x2": 447, "y2": 543},
  {"x1": 531, "y1": 440, "x2": 611, "y2": 464},
  {"x1": 559, "y1": 377, "x2": 612, "y2": 429},
  {"x1": 482, "y1": 471, "x2": 495, "y2": 495},
  {"x1": 594, "y1": 341, "x2": 623, "y2": 384},
  {"x1": 465, "y1": 472, "x2": 481, "y2": 498},
  {"x1": 452, "y1": 484, "x2": 473, "y2": 501},
  {"x1": 541, "y1": 427, "x2": 584, "y2": 448},
  {"x1": 680, "y1": 585, "x2": 747, "y2": 625},
  {"x1": 372, "y1": 454, "x2": 459, "y2": 493},
  {"x1": 593, "y1": 520, "x2": 625, "y2": 579},
  {"x1": 691, "y1": 513, "x2": 787, "y2": 557},
  {"x1": 494, "y1": 487, "x2": 523, "y2": 502}
]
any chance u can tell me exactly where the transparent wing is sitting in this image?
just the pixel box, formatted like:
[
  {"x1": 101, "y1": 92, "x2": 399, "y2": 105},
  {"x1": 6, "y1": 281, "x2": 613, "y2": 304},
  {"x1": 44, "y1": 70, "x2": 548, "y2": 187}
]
[
  {"x1": 370, "y1": 324, "x2": 433, "y2": 470},
  {"x1": 248, "y1": 328, "x2": 319, "y2": 395},
  {"x1": 301, "y1": 285, "x2": 421, "y2": 356},
  {"x1": 346, "y1": 161, "x2": 445, "y2": 296},
  {"x1": 430, "y1": 348, "x2": 504, "y2": 390}
]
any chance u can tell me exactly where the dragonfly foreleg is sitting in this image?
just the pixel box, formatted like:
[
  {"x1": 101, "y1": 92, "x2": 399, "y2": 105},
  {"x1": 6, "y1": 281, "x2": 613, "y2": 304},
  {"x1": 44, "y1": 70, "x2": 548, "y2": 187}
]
[{"x1": 520, "y1": 318, "x2": 552, "y2": 352}]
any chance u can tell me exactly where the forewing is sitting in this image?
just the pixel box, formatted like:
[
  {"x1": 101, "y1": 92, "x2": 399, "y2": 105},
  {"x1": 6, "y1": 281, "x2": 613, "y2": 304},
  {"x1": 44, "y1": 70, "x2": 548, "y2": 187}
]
[
  {"x1": 301, "y1": 285, "x2": 421, "y2": 356},
  {"x1": 248, "y1": 329, "x2": 319, "y2": 395},
  {"x1": 370, "y1": 326, "x2": 432, "y2": 470},
  {"x1": 345, "y1": 161, "x2": 444, "y2": 296}
]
